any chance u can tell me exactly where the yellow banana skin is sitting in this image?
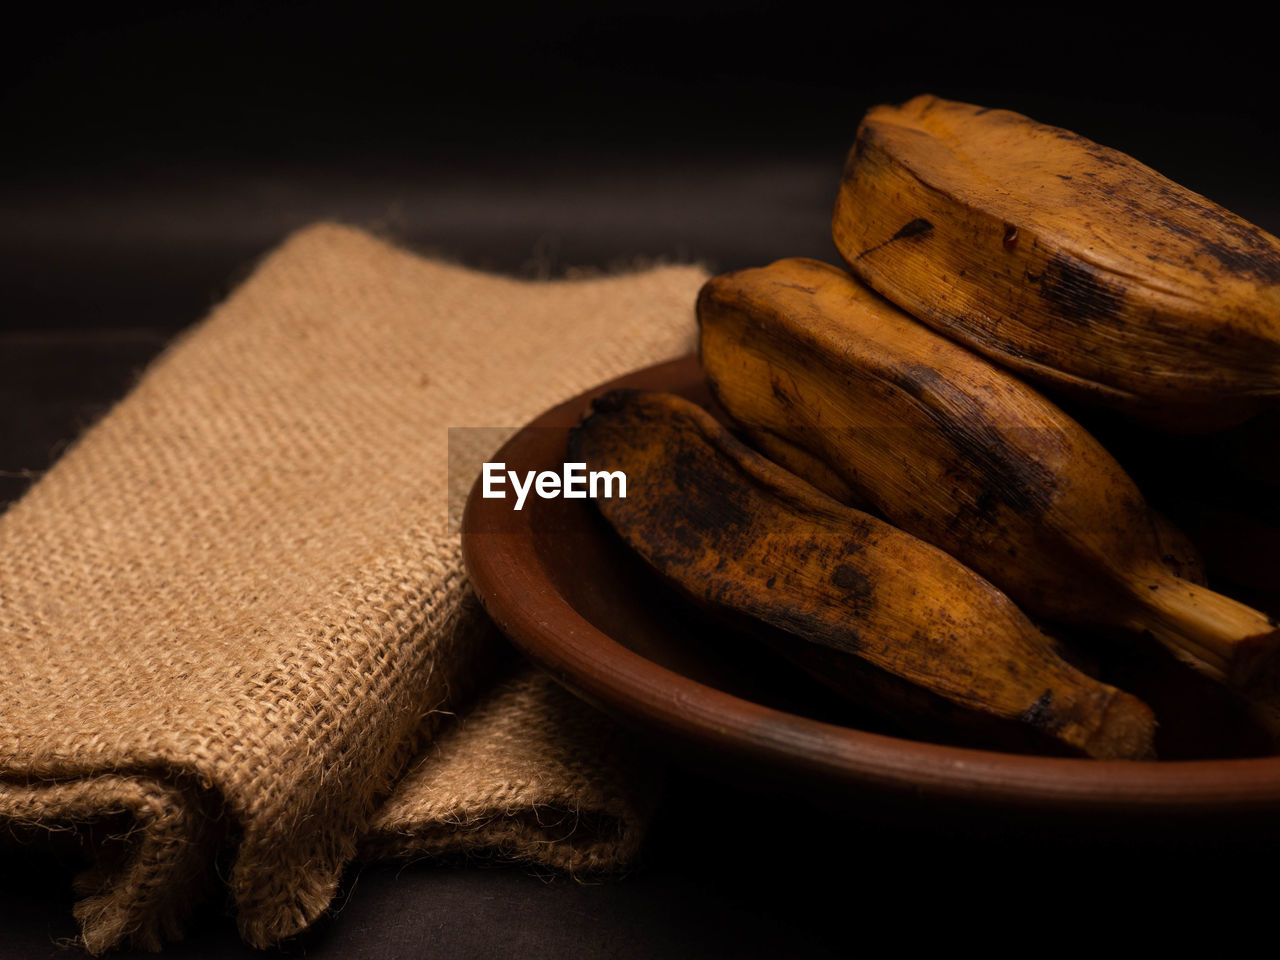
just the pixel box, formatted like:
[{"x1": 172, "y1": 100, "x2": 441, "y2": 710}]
[
  {"x1": 697, "y1": 257, "x2": 1280, "y2": 693},
  {"x1": 569, "y1": 389, "x2": 1156, "y2": 759},
  {"x1": 833, "y1": 94, "x2": 1280, "y2": 430}
]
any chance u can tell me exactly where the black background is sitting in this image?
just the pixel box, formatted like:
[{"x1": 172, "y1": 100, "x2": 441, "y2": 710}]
[
  {"x1": 3, "y1": 4, "x2": 1280, "y2": 955},
  {"x1": 5, "y1": 3, "x2": 1280, "y2": 334}
]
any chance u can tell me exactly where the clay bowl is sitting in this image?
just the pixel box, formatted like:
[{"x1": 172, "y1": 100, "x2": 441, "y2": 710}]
[{"x1": 462, "y1": 355, "x2": 1280, "y2": 816}]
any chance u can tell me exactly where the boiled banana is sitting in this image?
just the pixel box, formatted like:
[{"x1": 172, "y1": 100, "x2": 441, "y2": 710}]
[
  {"x1": 697, "y1": 257, "x2": 1280, "y2": 693},
  {"x1": 569, "y1": 388, "x2": 1157, "y2": 759},
  {"x1": 832, "y1": 94, "x2": 1280, "y2": 430}
]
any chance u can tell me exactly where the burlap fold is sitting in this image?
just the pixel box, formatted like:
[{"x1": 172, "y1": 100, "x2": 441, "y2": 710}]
[
  {"x1": 0, "y1": 223, "x2": 704, "y2": 952},
  {"x1": 363, "y1": 663, "x2": 660, "y2": 873}
]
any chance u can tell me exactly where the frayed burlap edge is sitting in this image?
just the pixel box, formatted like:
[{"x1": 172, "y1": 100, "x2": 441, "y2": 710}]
[
  {"x1": 1, "y1": 586, "x2": 506, "y2": 955},
  {"x1": 361, "y1": 666, "x2": 663, "y2": 877},
  {"x1": 0, "y1": 775, "x2": 221, "y2": 953},
  {"x1": 224, "y1": 584, "x2": 505, "y2": 950}
]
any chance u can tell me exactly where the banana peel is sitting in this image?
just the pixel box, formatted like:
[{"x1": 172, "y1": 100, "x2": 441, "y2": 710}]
[
  {"x1": 569, "y1": 388, "x2": 1156, "y2": 759},
  {"x1": 697, "y1": 257, "x2": 1280, "y2": 697},
  {"x1": 832, "y1": 94, "x2": 1280, "y2": 430}
]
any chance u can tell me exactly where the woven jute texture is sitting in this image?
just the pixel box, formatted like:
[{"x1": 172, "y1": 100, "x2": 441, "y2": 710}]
[
  {"x1": 0, "y1": 223, "x2": 704, "y2": 953},
  {"x1": 363, "y1": 662, "x2": 659, "y2": 871}
]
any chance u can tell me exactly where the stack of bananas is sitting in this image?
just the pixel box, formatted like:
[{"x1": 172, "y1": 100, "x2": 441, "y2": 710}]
[{"x1": 571, "y1": 96, "x2": 1280, "y2": 761}]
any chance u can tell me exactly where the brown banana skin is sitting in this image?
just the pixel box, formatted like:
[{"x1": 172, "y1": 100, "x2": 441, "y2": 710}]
[
  {"x1": 569, "y1": 389, "x2": 1156, "y2": 760},
  {"x1": 755, "y1": 427, "x2": 1208, "y2": 586},
  {"x1": 833, "y1": 94, "x2": 1280, "y2": 430},
  {"x1": 697, "y1": 258, "x2": 1280, "y2": 694}
]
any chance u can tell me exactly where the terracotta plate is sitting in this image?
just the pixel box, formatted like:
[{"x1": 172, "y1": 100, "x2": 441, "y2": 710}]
[{"x1": 461, "y1": 355, "x2": 1280, "y2": 814}]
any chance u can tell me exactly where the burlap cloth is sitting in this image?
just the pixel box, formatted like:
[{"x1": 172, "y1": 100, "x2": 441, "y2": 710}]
[{"x1": 0, "y1": 224, "x2": 706, "y2": 952}]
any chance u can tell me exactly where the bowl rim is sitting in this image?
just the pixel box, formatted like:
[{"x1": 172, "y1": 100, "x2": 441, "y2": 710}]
[{"x1": 462, "y1": 355, "x2": 1280, "y2": 813}]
